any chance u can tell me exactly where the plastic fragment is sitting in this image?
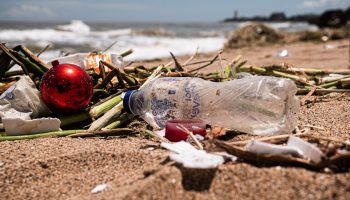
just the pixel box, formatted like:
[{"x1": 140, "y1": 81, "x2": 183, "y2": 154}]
[
  {"x1": 287, "y1": 136, "x2": 324, "y2": 163},
  {"x1": 2, "y1": 118, "x2": 61, "y2": 136},
  {"x1": 161, "y1": 141, "x2": 225, "y2": 169},
  {"x1": 245, "y1": 136, "x2": 325, "y2": 164},
  {"x1": 91, "y1": 183, "x2": 108, "y2": 194}
]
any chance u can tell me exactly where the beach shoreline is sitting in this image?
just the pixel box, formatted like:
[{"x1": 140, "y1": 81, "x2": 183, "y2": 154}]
[{"x1": 1, "y1": 38, "x2": 350, "y2": 199}]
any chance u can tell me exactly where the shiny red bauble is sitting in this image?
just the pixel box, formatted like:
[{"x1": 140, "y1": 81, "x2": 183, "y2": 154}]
[{"x1": 40, "y1": 62, "x2": 93, "y2": 114}]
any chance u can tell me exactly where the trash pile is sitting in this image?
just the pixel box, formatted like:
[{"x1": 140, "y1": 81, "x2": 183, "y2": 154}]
[
  {"x1": 225, "y1": 23, "x2": 283, "y2": 48},
  {"x1": 225, "y1": 23, "x2": 350, "y2": 48},
  {"x1": 0, "y1": 42, "x2": 350, "y2": 172}
]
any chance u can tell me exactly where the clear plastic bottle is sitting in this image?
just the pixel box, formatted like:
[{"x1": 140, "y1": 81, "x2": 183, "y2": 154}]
[{"x1": 123, "y1": 76, "x2": 299, "y2": 135}]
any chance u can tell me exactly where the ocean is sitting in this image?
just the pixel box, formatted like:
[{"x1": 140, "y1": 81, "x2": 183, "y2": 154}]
[{"x1": 0, "y1": 20, "x2": 318, "y2": 62}]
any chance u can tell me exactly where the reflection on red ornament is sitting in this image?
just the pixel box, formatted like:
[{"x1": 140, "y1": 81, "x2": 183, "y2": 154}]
[{"x1": 40, "y1": 61, "x2": 93, "y2": 114}]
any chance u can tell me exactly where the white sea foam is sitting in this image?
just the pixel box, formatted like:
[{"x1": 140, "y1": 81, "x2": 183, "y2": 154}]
[
  {"x1": 0, "y1": 22, "x2": 225, "y2": 61},
  {"x1": 0, "y1": 20, "x2": 316, "y2": 61}
]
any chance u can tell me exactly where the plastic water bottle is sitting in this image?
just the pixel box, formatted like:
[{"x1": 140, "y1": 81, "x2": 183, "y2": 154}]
[
  {"x1": 48, "y1": 53, "x2": 124, "y2": 73},
  {"x1": 123, "y1": 76, "x2": 299, "y2": 135}
]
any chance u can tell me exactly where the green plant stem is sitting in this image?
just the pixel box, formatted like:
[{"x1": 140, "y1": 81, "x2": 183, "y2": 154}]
[
  {"x1": 239, "y1": 65, "x2": 312, "y2": 85},
  {"x1": 10, "y1": 50, "x2": 45, "y2": 77},
  {"x1": 281, "y1": 68, "x2": 350, "y2": 75},
  {"x1": 318, "y1": 75, "x2": 350, "y2": 88},
  {"x1": 120, "y1": 49, "x2": 133, "y2": 57},
  {"x1": 103, "y1": 113, "x2": 133, "y2": 130},
  {"x1": 3, "y1": 70, "x2": 24, "y2": 77},
  {"x1": 88, "y1": 102, "x2": 124, "y2": 131},
  {"x1": 18, "y1": 45, "x2": 50, "y2": 71},
  {"x1": 0, "y1": 130, "x2": 85, "y2": 141},
  {"x1": 89, "y1": 94, "x2": 122, "y2": 119},
  {"x1": 59, "y1": 112, "x2": 91, "y2": 127},
  {"x1": 0, "y1": 43, "x2": 24, "y2": 72}
]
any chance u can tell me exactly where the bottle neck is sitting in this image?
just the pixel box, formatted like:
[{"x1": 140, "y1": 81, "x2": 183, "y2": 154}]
[{"x1": 123, "y1": 90, "x2": 143, "y2": 115}]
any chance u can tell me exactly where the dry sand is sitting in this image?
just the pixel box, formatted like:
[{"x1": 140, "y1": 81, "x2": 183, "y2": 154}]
[{"x1": 1, "y1": 39, "x2": 350, "y2": 200}]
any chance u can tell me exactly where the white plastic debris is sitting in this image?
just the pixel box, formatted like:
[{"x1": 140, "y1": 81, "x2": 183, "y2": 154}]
[
  {"x1": 2, "y1": 118, "x2": 61, "y2": 136},
  {"x1": 161, "y1": 141, "x2": 225, "y2": 169},
  {"x1": 155, "y1": 129, "x2": 165, "y2": 137},
  {"x1": 246, "y1": 140, "x2": 301, "y2": 157},
  {"x1": 91, "y1": 183, "x2": 108, "y2": 194},
  {"x1": 0, "y1": 76, "x2": 61, "y2": 135},
  {"x1": 0, "y1": 76, "x2": 50, "y2": 120},
  {"x1": 287, "y1": 136, "x2": 324, "y2": 163},
  {"x1": 245, "y1": 136, "x2": 324, "y2": 164},
  {"x1": 276, "y1": 49, "x2": 289, "y2": 57},
  {"x1": 212, "y1": 152, "x2": 238, "y2": 162}
]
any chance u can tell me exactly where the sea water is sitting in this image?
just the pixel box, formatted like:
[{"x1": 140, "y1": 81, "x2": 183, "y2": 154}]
[{"x1": 0, "y1": 20, "x2": 317, "y2": 62}]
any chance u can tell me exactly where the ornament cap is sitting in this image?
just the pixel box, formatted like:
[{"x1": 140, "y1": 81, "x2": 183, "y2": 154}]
[{"x1": 51, "y1": 60, "x2": 60, "y2": 67}]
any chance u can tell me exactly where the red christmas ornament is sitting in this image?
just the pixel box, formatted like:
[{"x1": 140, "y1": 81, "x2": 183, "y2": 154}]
[{"x1": 40, "y1": 61, "x2": 93, "y2": 114}]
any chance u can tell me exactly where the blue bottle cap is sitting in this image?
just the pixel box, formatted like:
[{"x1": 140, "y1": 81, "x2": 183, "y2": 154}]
[{"x1": 123, "y1": 90, "x2": 135, "y2": 114}]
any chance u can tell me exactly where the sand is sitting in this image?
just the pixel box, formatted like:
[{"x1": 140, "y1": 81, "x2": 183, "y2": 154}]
[{"x1": 1, "y1": 39, "x2": 350, "y2": 199}]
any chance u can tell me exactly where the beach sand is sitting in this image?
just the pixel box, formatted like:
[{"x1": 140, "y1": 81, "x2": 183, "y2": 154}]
[{"x1": 1, "y1": 39, "x2": 350, "y2": 199}]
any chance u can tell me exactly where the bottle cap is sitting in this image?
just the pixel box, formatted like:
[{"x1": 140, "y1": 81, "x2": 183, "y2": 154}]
[{"x1": 123, "y1": 90, "x2": 135, "y2": 114}]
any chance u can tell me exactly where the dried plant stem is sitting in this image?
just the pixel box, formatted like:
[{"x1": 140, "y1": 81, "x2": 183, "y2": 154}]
[
  {"x1": 101, "y1": 60, "x2": 137, "y2": 86},
  {"x1": 177, "y1": 124, "x2": 203, "y2": 150},
  {"x1": 300, "y1": 86, "x2": 317, "y2": 105},
  {"x1": 94, "y1": 68, "x2": 118, "y2": 89},
  {"x1": 188, "y1": 50, "x2": 222, "y2": 73},
  {"x1": 297, "y1": 88, "x2": 350, "y2": 95},
  {"x1": 10, "y1": 50, "x2": 45, "y2": 76},
  {"x1": 69, "y1": 128, "x2": 133, "y2": 138},
  {"x1": 143, "y1": 130, "x2": 170, "y2": 143},
  {"x1": 229, "y1": 133, "x2": 309, "y2": 146},
  {"x1": 139, "y1": 65, "x2": 163, "y2": 90},
  {"x1": 102, "y1": 41, "x2": 117, "y2": 52},
  {"x1": 183, "y1": 46, "x2": 199, "y2": 65},
  {"x1": 303, "y1": 135, "x2": 350, "y2": 146},
  {"x1": 120, "y1": 49, "x2": 133, "y2": 57},
  {"x1": 239, "y1": 65, "x2": 313, "y2": 85},
  {"x1": 18, "y1": 45, "x2": 50, "y2": 70},
  {"x1": 279, "y1": 67, "x2": 350, "y2": 75},
  {"x1": 36, "y1": 44, "x2": 51, "y2": 57},
  {"x1": 169, "y1": 52, "x2": 185, "y2": 71},
  {"x1": 0, "y1": 43, "x2": 24, "y2": 72},
  {"x1": 298, "y1": 124, "x2": 325, "y2": 131}
]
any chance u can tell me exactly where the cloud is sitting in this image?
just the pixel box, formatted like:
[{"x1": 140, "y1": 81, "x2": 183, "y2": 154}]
[
  {"x1": 6, "y1": 4, "x2": 54, "y2": 17},
  {"x1": 301, "y1": 0, "x2": 347, "y2": 8}
]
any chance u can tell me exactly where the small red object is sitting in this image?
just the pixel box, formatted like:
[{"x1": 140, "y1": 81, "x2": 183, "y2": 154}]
[
  {"x1": 165, "y1": 119, "x2": 206, "y2": 142},
  {"x1": 40, "y1": 61, "x2": 93, "y2": 114}
]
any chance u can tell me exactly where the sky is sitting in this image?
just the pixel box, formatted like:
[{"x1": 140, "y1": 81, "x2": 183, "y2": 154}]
[{"x1": 0, "y1": 0, "x2": 349, "y2": 22}]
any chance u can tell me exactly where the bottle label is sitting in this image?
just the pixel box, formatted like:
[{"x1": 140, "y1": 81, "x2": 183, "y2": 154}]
[
  {"x1": 148, "y1": 78, "x2": 201, "y2": 126},
  {"x1": 183, "y1": 81, "x2": 200, "y2": 118}
]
